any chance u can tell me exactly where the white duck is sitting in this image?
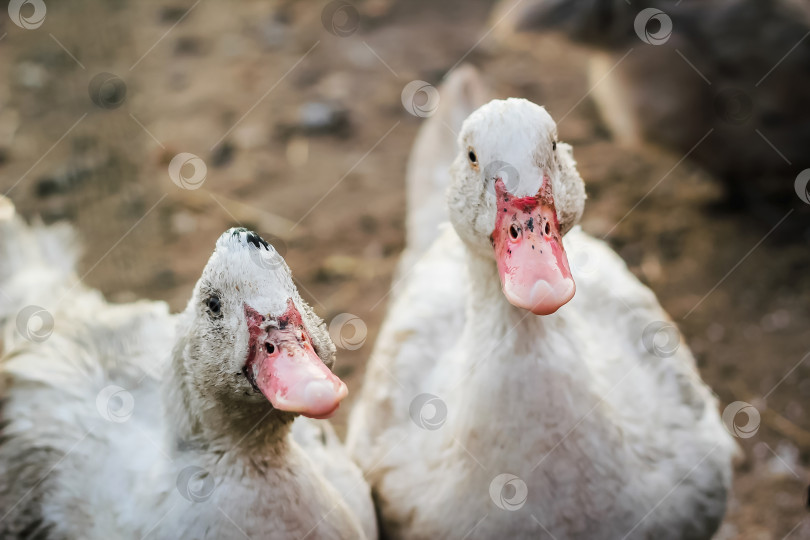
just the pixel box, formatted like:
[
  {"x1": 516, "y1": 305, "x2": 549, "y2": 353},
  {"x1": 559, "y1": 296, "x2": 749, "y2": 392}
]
[
  {"x1": 0, "y1": 203, "x2": 377, "y2": 540},
  {"x1": 346, "y1": 98, "x2": 736, "y2": 539}
]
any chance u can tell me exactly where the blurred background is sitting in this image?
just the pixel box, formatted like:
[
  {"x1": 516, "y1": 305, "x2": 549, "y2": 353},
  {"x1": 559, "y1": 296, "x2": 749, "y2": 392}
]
[{"x1": 1, "y1": 0, "x2": 809, "y2": 537}]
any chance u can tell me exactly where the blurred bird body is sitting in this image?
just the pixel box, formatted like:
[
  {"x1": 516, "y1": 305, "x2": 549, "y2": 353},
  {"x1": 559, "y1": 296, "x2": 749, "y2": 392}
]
[{"x1": 499, "y1": 0, "x2": 810, "y2": 216}]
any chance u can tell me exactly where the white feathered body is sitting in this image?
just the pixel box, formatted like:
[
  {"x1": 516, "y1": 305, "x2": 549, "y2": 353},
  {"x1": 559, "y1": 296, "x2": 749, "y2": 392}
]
[{"x1": 348, "y1": 225, "x2": 736, "y2": 539}]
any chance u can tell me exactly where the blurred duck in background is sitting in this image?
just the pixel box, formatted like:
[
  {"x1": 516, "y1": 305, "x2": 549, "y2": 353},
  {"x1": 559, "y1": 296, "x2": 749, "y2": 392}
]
[
  {"x1": 400, "y1": 64, "x2": 491, "y2": 274},
  {"x1": 496, "y1": 0, "x2": 810, "y2": 225}
]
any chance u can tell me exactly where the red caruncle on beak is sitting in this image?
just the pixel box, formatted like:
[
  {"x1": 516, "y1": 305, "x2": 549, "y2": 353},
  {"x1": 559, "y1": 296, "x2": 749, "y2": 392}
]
[
  {"x1": 490, "y1": 177, "x2": 575, "y2": 315},
  {"x1": 243, "y1": 299, "x2": 348, "y2": 419}
]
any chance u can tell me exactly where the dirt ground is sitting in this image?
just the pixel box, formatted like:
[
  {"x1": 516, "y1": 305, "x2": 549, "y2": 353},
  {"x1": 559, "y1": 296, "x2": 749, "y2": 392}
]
[{"x1": 1, "y1": 0, "x2": 808, "y2": 537}]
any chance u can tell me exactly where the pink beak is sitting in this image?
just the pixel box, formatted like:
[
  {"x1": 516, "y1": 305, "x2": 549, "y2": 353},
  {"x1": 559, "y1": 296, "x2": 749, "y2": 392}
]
[
  {"x1": 490, "y1": 177, "x2": 575, "y2": 315},
  {"x1": 244, "y1": 300, "x2": 348, "y2": 419}
]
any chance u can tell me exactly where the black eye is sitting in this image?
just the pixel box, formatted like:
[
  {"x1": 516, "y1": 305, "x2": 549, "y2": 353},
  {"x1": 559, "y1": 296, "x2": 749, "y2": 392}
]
[
  {"x1": 468, "y1": 149, "x2": 477, "y2": 164},
  {"x1": 207, "y1": 296, "x2": 221, "y2": 314},
  {"x1": 552, "y1": 141, "x2": 557, "y2": 151}
]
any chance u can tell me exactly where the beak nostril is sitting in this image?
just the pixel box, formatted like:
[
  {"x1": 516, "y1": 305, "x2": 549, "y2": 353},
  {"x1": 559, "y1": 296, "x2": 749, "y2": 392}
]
[
  {"x1": 509, "y1": 224, "x2": 520, "y2": 240},
  {"x1": 265, "y1": 343, "x2": 275, "y2": 354},
  {"x1": 544, "y1": 221, "x2": 551, "y2": 236}
]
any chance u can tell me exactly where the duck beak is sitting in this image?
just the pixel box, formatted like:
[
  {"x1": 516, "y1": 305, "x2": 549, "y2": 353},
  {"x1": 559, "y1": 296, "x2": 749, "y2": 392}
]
[
  {"x1": 490, "y1": 177, "x2": 575, "y2": 315},
  {"x1": 244, "y1": 300, "x2": 348, "y2": 419}
]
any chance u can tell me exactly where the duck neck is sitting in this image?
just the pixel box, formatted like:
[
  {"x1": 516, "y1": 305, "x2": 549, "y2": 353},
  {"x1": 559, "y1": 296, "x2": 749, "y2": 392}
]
[
  {"x1": 464, "y1": 249, "x2": 518, "y2": 333},
  {"x1": 462, "y1": 248, "x2": 565, "y2": 355},
  {"x1": 163, "y1": 337, "x2": 293, "y2": 462},
  {"x1": 452, "y1": 247, "x2": 597, "y2": 449}
]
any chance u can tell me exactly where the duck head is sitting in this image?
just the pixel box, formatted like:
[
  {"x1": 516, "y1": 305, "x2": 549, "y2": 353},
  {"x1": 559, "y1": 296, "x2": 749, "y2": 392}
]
[
  {"x1": 448, "y1": 98, "x2": 586, "y2": 315},
  {"x1": 178, "y1": 228, "x2": 346, "y2": 422}
]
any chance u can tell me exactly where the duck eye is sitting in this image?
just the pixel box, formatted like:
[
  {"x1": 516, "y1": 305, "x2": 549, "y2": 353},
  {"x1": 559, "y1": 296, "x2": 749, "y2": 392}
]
[
  {"x1": 468, "y1": 149, "x2": 477, "y2": 164},
  {"x1": 552, "y1": 141, "x2": 557, "y2": 151},
  {"x1": 206, "y1": 295, "x2": 221, "y2": 314}
]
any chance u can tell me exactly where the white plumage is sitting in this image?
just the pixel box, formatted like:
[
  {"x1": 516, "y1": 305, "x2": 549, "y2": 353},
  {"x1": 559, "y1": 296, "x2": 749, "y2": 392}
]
[
  {"x1": 0, "y1": 199, "x2": 376, "y2": 540},
  {"x1": 347, "y1": 94, "x2": 736, "y2": 539}
]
